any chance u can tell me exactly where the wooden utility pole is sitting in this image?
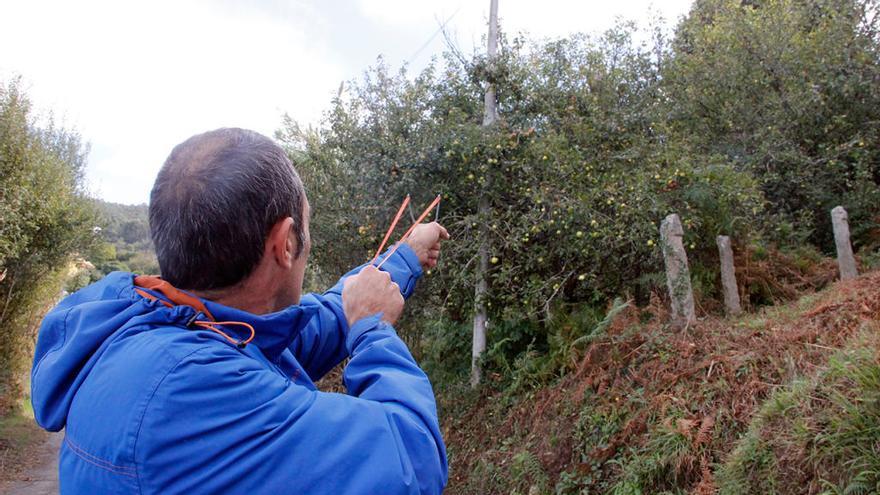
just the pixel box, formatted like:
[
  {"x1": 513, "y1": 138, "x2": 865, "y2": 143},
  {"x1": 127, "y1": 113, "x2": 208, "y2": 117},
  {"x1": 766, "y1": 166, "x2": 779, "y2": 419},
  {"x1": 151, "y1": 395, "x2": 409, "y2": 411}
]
[{"x1": 471, "y1": 0, "x2": 498, "y2": 388}]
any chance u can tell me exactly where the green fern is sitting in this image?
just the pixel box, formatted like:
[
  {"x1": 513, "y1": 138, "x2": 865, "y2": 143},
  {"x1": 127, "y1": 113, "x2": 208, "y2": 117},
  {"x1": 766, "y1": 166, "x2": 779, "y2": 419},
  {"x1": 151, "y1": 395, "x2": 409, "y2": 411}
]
[
  {"x1": 570, "y1": 297, "x2": 630, "y2": 351},
  {"x1": 842, "y1": 470, "x2": 880, "y2": 495},
  {"x1": 511, "y1": 450, "x2": 549, "y2": 492}
]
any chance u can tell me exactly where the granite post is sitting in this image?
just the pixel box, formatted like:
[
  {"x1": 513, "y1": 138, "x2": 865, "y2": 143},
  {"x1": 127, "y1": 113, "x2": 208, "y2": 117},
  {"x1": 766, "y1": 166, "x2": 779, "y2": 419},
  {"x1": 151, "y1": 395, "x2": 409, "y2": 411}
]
[
  {"x1": 831, "y1": 206, "x2": 858, "y2": 281},
  {"x1": 660, "y1": 214, "x2": 696, "y2": 325},
  {"x1": 716, "y1": 235, "x2": 742, "y2": 315}
]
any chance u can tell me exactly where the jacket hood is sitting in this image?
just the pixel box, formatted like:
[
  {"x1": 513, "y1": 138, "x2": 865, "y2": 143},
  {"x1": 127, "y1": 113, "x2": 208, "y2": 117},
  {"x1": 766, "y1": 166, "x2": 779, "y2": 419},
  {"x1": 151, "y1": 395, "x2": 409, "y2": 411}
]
[{"x1": 30, "y1": 272, "x2": 317, "y2": 431}]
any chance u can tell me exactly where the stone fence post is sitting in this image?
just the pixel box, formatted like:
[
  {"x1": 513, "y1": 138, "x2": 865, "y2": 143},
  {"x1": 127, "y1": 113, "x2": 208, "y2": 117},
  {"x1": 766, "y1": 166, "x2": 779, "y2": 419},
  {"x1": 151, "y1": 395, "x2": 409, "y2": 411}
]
[
  {"x1": 660, "y1": 214, "x2": 696, "y2": 325},
  {"x1": 715, "y1": 235, "x2": 742, "y2": 315},
  {"x1": 831, "y1": 206, "x2": 858, "y2": 281}
]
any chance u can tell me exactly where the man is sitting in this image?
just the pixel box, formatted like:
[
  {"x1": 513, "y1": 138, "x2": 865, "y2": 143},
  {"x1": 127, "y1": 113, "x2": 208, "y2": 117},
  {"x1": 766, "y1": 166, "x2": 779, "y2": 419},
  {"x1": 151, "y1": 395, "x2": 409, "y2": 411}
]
[{"x1": 30, "y1": 128, "x2": 449, "y2": 494}]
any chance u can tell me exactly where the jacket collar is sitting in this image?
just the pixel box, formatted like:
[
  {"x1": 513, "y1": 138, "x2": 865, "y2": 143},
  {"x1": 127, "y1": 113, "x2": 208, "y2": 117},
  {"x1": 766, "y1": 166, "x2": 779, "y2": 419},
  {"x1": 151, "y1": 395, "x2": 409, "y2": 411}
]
[
  {"x1": 201, "y1": 299, "x2": 318, "y2": 360},
  {"x1": 133, "y1": 275, "x2": 318, "y2": 361}
]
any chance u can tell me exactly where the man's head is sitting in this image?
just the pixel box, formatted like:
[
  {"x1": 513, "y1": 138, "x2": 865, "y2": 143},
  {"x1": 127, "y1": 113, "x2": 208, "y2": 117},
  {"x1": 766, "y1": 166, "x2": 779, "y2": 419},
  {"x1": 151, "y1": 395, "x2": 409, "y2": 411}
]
[{"x1": 149, "y1": 128, "x2": 310, "y2": 311}]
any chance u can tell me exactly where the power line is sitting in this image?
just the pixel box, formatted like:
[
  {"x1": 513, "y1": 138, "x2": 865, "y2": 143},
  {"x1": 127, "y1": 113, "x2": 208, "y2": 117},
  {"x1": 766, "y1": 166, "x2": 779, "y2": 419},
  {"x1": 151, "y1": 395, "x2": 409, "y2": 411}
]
[{"x1": 405, "y1": 5, "x2": 463, "y2": 65}]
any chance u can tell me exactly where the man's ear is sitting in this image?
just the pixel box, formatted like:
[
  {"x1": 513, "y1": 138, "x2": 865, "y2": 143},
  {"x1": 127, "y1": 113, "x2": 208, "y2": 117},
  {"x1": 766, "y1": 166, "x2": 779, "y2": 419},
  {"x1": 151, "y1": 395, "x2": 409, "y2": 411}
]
[{"x1": 267, "y1": 217, "x2": 296, "y2": 269}]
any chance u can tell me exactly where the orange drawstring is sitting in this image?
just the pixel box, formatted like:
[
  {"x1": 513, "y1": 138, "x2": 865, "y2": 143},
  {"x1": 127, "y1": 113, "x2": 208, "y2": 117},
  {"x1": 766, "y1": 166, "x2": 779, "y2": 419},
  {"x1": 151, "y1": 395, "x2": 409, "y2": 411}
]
[
  {"x1": 134, "y1": 278, "x2": 255, "y2": 348},
  {"x1": 134, "y1": 288, "x2": 175, "y2": 309},
  {"x1": 193, "y1": 321, "x2": 256, "y2": 348}
]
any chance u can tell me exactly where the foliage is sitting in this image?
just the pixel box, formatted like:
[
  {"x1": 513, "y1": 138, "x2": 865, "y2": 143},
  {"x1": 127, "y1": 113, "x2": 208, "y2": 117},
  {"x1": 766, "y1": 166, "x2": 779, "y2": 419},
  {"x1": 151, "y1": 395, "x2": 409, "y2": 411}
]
[
  {"x1": 479, "y1": 298, "x2": 631, "y2": 402},
  {"x1": 0, "y1": 78, "x2": 97, "y2": 410},
  {"x1": 717, "y1": 325, "x2": 880, "y2": 495},
  {"x1": 668, "y1": 0, "x2": 880, "y2": 251},
  {"x1": 280, "y1": 23, "x2": 763, "y2": 370},
  {"x1": 419, "y1": 317, "x2": 472, "y2": 387},
  {"x1": 510, "y1": 449, "x2": 549, "y2": 494},
  {"x1": 609, "y1": 413, "x2": 712, "y2": 494}
]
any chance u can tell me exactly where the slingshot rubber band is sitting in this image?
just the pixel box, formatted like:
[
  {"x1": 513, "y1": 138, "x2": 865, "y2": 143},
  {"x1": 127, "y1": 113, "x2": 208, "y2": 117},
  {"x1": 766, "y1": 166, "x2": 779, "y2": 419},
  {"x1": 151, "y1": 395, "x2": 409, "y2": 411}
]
[
  {"x1": 372, "y1": 195, "x2": 410, "y2": 264},
  {"x1": 375, "y1": 194, "x2": 442, "y2": 270}
]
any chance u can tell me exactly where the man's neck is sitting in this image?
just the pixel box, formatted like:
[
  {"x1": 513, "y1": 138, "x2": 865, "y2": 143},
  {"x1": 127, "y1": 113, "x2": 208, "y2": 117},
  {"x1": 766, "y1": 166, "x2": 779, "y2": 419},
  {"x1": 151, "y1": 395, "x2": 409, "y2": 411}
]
[{"x1": 193, "y1": 281, "x2": 276, "y2": 315}]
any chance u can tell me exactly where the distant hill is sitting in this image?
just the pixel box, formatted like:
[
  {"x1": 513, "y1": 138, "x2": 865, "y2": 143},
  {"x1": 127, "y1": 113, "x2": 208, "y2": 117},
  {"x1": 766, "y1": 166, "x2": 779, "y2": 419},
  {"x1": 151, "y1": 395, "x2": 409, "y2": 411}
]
[
  {"x1": 67, "y1": 200, "x2": 158, "y2": 290},
  {"x1": 92, "y1": 199, "x2": 157, "y2": 275},
  {"x1": 95, "y1": 200, "x2": 152, "y2": 249}
]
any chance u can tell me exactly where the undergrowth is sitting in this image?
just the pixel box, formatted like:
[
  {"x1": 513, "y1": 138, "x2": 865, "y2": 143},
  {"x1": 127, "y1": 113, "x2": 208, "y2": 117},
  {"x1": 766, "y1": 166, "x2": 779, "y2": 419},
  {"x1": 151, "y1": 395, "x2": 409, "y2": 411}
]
[
  {"x1": 718, "y1": 324, "x2": 880, "y2": 495},
  {"x1": 437, "y1": 271, "x2": 880, "y2": 494}
]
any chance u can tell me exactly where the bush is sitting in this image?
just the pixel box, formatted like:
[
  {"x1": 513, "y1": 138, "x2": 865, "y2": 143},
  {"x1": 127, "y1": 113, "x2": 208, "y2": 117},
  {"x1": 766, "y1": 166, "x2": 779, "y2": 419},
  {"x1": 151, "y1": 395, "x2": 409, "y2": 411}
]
[{"x1": 0, "y1": 78, "x2": 97, "y2": 411}]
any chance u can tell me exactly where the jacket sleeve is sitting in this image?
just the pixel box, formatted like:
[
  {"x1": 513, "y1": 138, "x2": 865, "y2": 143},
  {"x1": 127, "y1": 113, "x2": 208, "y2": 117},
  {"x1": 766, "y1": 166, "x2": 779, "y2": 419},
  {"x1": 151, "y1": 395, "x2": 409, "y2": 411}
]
[
  {"x1": 289, "y1": 243, "x2": 423, "y2": 380},
  {"x1": 136, "y1": 316, "x2": 447, "y2": 495}
]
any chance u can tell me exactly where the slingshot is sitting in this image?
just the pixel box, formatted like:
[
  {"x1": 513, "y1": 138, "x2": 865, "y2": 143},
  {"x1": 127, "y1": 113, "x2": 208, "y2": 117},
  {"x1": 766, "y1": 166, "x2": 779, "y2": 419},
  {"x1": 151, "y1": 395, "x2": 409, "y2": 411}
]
[{"x1": 372, "y1": 194, "x2": 442, "y2": 269}]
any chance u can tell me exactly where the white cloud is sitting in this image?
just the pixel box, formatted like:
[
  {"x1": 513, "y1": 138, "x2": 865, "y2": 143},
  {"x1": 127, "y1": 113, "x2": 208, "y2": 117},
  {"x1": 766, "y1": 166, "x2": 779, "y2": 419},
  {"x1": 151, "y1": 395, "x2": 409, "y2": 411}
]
[
  {"x1": 1, "y1": 0, "x2": 343, "y2": 203},
  {"x1": 0, "y1": 0, "x2": 693, "y2": 204}
]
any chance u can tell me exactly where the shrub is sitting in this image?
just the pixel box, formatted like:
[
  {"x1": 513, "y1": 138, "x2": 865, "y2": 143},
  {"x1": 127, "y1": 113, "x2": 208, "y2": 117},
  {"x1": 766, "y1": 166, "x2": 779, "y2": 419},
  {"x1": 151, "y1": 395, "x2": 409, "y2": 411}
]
[{"x1": 0, "y1": 78, "x2": 97, "y2": 410}]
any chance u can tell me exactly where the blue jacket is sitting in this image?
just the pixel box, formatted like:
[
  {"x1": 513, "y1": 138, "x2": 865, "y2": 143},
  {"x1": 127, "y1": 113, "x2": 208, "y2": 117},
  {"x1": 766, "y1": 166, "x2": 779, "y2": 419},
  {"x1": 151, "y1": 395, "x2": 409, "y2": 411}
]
[{"x1": 30, "y1": 245, "x2": 448, "y2": 494}]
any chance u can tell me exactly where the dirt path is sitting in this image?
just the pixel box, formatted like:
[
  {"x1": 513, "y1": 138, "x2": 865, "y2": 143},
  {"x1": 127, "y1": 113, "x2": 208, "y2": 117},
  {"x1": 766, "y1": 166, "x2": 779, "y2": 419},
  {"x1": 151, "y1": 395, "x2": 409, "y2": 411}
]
[{"x1": 0, "y1": 433, "x2": 61, "y2": 495}]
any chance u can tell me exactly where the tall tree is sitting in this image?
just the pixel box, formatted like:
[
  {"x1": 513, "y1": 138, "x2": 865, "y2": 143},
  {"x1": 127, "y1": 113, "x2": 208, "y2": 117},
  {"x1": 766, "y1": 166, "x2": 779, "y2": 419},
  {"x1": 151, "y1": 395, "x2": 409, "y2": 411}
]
[{"x1": 666, "y1": 0, "x2": 880, "y2": 249}]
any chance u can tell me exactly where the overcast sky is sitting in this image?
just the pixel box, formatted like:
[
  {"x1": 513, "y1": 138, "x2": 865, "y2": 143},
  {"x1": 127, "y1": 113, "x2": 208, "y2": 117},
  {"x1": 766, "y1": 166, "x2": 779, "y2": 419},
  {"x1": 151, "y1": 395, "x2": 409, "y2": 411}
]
[{"x1": 0, "y1": 0, "x2": 693, "y2": 205}]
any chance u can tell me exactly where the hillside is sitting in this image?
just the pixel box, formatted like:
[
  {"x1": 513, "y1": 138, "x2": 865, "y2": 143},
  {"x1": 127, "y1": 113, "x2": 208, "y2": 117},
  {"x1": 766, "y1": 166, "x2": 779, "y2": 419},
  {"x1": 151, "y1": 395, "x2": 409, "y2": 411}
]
[
  {"x1": 65, "y1": 200, "x2": 158, "y2": 291},
  {"x1": 92, "y1": 200, "x2": 156, "y2": 274},
  {"x1": 438, "y1": 270, "x2": 880, "y2": 494}
]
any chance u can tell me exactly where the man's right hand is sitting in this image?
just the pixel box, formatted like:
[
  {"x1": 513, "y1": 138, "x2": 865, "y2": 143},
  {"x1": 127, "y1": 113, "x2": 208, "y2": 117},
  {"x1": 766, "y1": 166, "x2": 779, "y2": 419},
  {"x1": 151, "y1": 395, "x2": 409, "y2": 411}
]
[{"x1": 342, "y1": 265, "x2": 405, "y2": 328}]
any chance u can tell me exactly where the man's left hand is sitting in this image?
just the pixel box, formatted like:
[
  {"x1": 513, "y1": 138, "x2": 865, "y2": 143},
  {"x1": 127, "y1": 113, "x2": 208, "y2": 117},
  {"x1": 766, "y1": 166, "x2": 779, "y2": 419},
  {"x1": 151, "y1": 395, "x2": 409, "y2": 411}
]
[{"x1": 404, "y1": 222, "x2": 450, "y2": 270}]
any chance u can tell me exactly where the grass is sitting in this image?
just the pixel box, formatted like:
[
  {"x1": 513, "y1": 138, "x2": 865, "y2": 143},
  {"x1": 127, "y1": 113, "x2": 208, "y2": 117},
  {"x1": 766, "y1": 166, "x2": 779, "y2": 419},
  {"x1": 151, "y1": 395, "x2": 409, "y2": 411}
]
[{"x1": 718, "y1": 325, "x2": 880, "y2": 495}]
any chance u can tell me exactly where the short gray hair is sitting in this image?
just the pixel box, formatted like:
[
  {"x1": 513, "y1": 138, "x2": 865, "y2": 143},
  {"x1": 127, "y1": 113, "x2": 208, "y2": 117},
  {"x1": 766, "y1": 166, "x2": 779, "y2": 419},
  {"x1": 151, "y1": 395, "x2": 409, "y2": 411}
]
[{"x1": 149, "y1": 128, "x2": 306, "y2": 290}]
